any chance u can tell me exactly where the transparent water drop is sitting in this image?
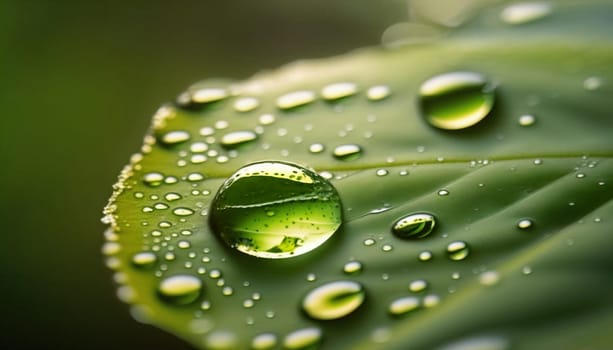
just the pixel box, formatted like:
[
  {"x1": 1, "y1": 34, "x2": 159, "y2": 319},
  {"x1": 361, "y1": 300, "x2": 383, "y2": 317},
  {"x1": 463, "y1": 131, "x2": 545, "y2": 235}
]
[
  {"x1": 438, "y1": 189, "x2": 450, "y2": 196},
  {"x1": 533, "y1": 159, "x2": 543, "y2": 165},
  {"x1": 157, "y1": 275, "x2": 202, "y2": 305},
  {"x1": 209, "y1": 161, "x2": 342, "y2": 259},
  {"x1": 343, "y1": 261, "x2": 363, "y2": 275},
  {"x1": 376, "y1": 169, "x2": 389, "y2": 177},
  {"x1": 517, "y1": 218, "x2": 533, "y2": 230},
  {"x1": 276, "y1": 90, "x2": 316, "y2": 110},
  {"x1": 392, "y1": 213, "x2": 436, "y2": 239},
  {"x1": 251, "y1": 333, "x2": 277, "y2": 350},
  {"x1": 190, "y1": 88, "x2": 228, "y2": 105},
  {"x1": 419, "y1": 71, "x2": 495, "y2": 130},
  {"x1": 205, "y1": 330, "x2": 237, "y2": 350},
  {"x1": 388, "y1": 296, "x2": 420, "y2": 316},
  {"x1": 173, "y1": 207, "x2": 194, "y2": 216},
  {"x1": 500, "y1": 2, "x2": 552, "y2": 25},
  {"x1": 321, "y1": 82, "x2": 358, "y2": 101},
  {"x1": 302, "y1": 280, "x2": 365, "y2": 320},
  {"x1": 283, "y1": 327, "x2": 323, "y2": 350},
  {"x1": 131, "y1": 252, "x2": 157, "y2": 269},
  {"x1": 382, "y1": 244, "x2": 393, "y2": 252},
  {"x1": 423, "y1": 294, "x2": 440, "y2": 308},
  {"x1": 143, "y1": 172, "x2": 165, "y2": 187},
  {"x1": 518, "y1": 114, "x2": 536, "y2": 126},
  {"x1": 164, "y1": 192, "x2": 182, "y2": 202},
  {"x1": 220, "y1": 130, "x2": 258, "y2": 149},
  {"x1": 333, "y1": 144, "x2": 363, "y2": 161},
  {"x1": 409, "y1": 279, "x2": 428, "y2": 292},
  {"x1": 366, "y1": 85, "x2": 391, "y2": 101},
  {"x1": 306, "y1": 273, "x2": 317, "y2": 282},
  {"x1": 418, "y1": 250, "x2": 433, "y2": 261},
  {"x1": 233, "y1": 97, "x2": 259, "y2": 112},
  {"x1": 363, "y1": 238, "x2": 376, "y2": 246},
  {"x1": 159, "y1": 130, "x2": 191, "y2": 146},
  {"x1": 447, "y1": 241, "x2": 469, "y2": 261},
  {"x1": 308, "y1": 143, "x2": 325, "y2": 154},
  {"x1": 479, "y1": 271, "x2": 500, "y2": 286}
]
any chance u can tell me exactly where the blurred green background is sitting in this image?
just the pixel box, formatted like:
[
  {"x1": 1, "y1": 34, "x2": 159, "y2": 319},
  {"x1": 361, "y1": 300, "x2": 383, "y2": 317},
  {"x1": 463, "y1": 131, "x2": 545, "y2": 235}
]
[{"x1": 0, "y1": 0, "x2": 407, "y2": 348}]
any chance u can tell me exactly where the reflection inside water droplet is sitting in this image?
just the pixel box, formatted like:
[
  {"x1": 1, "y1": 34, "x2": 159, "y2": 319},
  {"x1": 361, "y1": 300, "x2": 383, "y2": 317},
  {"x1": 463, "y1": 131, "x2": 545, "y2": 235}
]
[
  {"x1": 302, "y1": 280, "x2": 365, "y2": 320},
  {"x1": 392, "y1": 213, "x2": 436, "y2": 239}
]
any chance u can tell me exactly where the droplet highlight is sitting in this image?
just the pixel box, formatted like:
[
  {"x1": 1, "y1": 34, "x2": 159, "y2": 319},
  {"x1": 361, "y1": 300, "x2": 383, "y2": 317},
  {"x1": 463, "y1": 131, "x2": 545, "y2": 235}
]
[
  {"x1": 392, "y1": 213, "x2": 436, "y2": 239},
  {"x1": 276, "y1": 91, "x2": 316, "y2": 110},
  {"x1": 500, "y1": 2, "x2": 552, "y2": 25},
  {"x1": 157, "y1": 275, "x2": 203, "y2": 305},
  {"x1": 333, "y1": 144, "x2": 363, "y2": 161},
  {"x1": 302, "y1": 280, "x2": 365, "y2": 320},
  {"x1": 447, "y1": 241, "x2": 470, "y2": 261}
]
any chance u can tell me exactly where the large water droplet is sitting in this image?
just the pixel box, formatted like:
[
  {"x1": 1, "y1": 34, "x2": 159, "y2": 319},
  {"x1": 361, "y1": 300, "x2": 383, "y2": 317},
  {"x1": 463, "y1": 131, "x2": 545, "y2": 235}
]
[
  {"x1": 500, "y1": 2, "x2": 552, "y2": 25},
  {"x1": 333, "y1": 144, "x2": 363, "y2": 161},
  {"x1": 157, "y1": 275, "x2": 202, "y2": 305},
  {"x1": 276, "y1": 90, "x2": 316, "y2": 110},
  {"x1": 447, "y1": 241, "x2": 470, "y2": 261},
  {"x1": 419, "y1": 71, "x2": 495, "y2": 130},
  {"x1": 220, "y1": 130, "x2": 258, "y2": 149},
  {"x1": 209, "y1": 161, "x2": 342, "y2": 259},
  {"x1": 302, "y1": 280, "x2": 365, "y2": 320},
  {"x1": 392, "y1": 213, "x2": 436, "y2": 239},
  {"x1": 283, "y1": 328, "x2": 323, "y2": 350}
]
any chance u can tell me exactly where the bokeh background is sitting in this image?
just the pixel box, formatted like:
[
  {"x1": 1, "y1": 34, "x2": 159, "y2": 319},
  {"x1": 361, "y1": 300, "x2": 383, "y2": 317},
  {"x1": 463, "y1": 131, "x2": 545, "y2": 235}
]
[{"x1": 0, "y1": 1, "x2": 408, "y2": 348}]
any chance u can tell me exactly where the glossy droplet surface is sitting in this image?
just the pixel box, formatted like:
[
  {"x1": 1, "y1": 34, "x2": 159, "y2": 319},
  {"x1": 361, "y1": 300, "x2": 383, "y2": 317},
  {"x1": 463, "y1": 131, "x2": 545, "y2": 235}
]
[
  {"x1": 220, "y1": 130, "x2": 258, "y2": 149},
  {"x1": 500, "y1": 2, "x2": 552, "y2": 25},
  {"x1": 366, "y1": 85, "x2": 391, "y2": 101},
  {"x1": 157, "y1": 275, "x2": 203, "y2": 305},
  {"x1": 447, "y1": 241, "x2": 470, "y2": 261},
  {"x1": 302, "y1": 280, "x2": 365, "y2": 320},
  {"x1": 209, "y1": 161, "x2": 342, "y2": 259},
  {"x1": 159, "y1": 130, "x2": 191, "y2": 145},
  {"x1": 276, "y1": 90, "x2": 316, "y2": 110},
  {"x1": 333, "y1": 144, "x2": 363, "y2": 161},
  {"x1": 321, "y1": 82, "x2": 358, "y2": 100},
  {"x1": 191, "y1": 88, "x2": 228, "y2": 104},
  {"x1": 392, "y1": 213, "x2": 436, "y2": 239},
  {"x1": 419, "y1": 71, "x2": 495, "y2": 130},
  {"x1": 517, "y1": 218, "x2": 533, "y2": 230},
  {"x1": 343, "y1": 261, "x2": 363, "y2": 275},
  {"x1": 131, "y1": 252, "x2": 157, "y2": 269},
  {"x1": 283, "y1": 328, "x2": 323, "y2": 350},
  {"x1": 388, "y1": 296, "x2": 420, "y2": 316}
]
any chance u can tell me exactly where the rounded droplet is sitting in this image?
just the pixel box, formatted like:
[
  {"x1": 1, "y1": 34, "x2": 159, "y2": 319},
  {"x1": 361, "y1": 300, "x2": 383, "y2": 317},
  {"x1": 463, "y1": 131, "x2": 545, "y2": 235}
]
[
  {"x1": 173, "y1": 207, "x2": 194, "y2": 216},
  {"x1": 143, "y1": 172, "x2": 165, "y2": 187},
  {"x1": 418, "y1": 250, "x2": 433, "y2": 261},
  {"x1": 220, "y1": 130, "x2": 258, "y2": 149},
  {"x1": 276, "y1": 91, "x2": 316, "y2": 110},
  {"x1": 366, "y1": 85, "x2": 391, "y2": 101},
  {"x1": 157, "y1": 275, "x2": 202, "y2": 305},
  {"x1": 159, "y1": 130, "x2": 191, "y2": 146},
  {"x1": 333, "y1": 144, "x2": 363, "y2": 161},
  {"x1": 500, "y1": 2, "x2": 552, "y2": 25},
  {"x1": 251, "y1": 333, "x2": 278, "y2": 350},
  {"x1": 321, "y1": 82, "x2": 358, "y2": 101},
  {"x1": 419, "y1": 71, "x2": 495, "y2": 130},
  {"x1": 343, "y1": 261, "x2": 363, "y2": 275},
  {"x1": 437, "y1": 189, "x2": 450, "y2": 196},
  {"x1": 409, "y1": 279, "x2": 428, "y2": 292},
  {"x1": 479, "y1": 271, "x2": 500, "y2": 286},
  {"x1": 447, "y1": 241, "x2": 470, "y2": 261},
  {"x1": 233, "y1": 97, "x2": 259, "y2": 112},
  {"x1": 308, "y1": 143, "x2": 325, "y2": 154},
  {"x1": 388, "y1": 296, "x2": 420, "y2": 316},
  {"x1": 131, "y1": 251, "x2": 157, "y2": 269},
  {"x1": 209, "y1": 161, "x2": 342, "y2": 259},
  {"x1": 518, "y1": 114, "x2": 536, "y2": 127},
  {"x1": 392, "y1": 213, "x2": 436, "y2": 239},
  {"x1": 164, "y1": 192, "x2": 182, "y2": 202},
  {"x1": 191, "y1": 88, "x2": 228, "y2": 104},
  {"x1": 302, "y1": 280, "x2": 365, "y2": 320},
  {"x1": 517, "y1": 218, "x2": 533, "y2": 230},
  {"x1": 283, "y1": 328, "x2": 323, "y2": 350},
  {"x1": 583, "y1": 76, "x2": 603, "y2": 91}
]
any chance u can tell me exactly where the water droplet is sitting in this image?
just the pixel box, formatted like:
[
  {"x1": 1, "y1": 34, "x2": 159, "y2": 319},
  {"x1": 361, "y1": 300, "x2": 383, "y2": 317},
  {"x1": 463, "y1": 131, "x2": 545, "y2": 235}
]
[
  {"x1": 363, "y1": 238, "x2": 376, "y2": 246},
  {"x1": 388, "y1": 296, "x2": 420, "y2": 316},
  {"x1": 419, "y1": 71, "x2": 495, "y2": 130},
  {"x1": 343, "y1": 261, "x2": 363, "y2": 275},
  {"x1": 500, "y1": 2, "x2": 552, "y2": 25},
  {"x1": 479, "y1": 271, "x2": 500, "y2": 286},
  {"x1": 437, "y1": 189, "x2": 450, "y2": 196},
  {"x1": 251, "y1": 333, "x2": 278, "y2": 350},
  {"x1": 376, "y1": 169, "x2": 389, "y2": 177},
  {"x1": 283, "y1": 327, "x2": 322, "y2": 350},
  {"x1": 518, "y1": 114, "x2": 536, "y2": 126},
  {"x1": 423, "y1": 294, "x2": 440, "y2": 308},
  {"x1": 209, "y1": 161, "x2": 343, "y2": 259},
  {"x1": 522, "y1": 265, "x2": 533, "y2": 275},
  {"x1": 302, "y1": 280, "x2": 365, "y2": 320},
  {"x1": 447, "y1": 241, "x2": 469, "y2": 261},
  {"x1": 382, "y1": 244, "x2": 393, "y2": 252},
  {"x1": 533, "y1": 159, "x2": 543, "y2": 165},
  {"x1": 576, "y1": 173, "x2": 586, "y2": 179},
  {"x1": 219, "y1": 130, "x2": 258, "y2": 150},
  {"x1": 333, "y1": 144, "x2": 363, "y2": 161},
  {"x1": 187, "y1": 172, "x2": 205, "y2": 182},
  {"x1": 205, "y1": 330, "x2": 237, "y2": 350},
  {"x1": 451, "y1": 272, "x2": 461, "y2": 280},
  {"x1": 222, "y1": 286, "x2": 234, "y2": 296},
  {"x1": 321, "y1": 82, "x2": 358, "y2": 101},
  {"x1": 143, "y1": 172, "x2": 165, "y2": 187},
  {"x1": 306, "y1": 273, "x2": 317, "y2": 282},
  {"x1": 191, "y1": 88, "x2": 228, "y2": 105},
  {"x1": 159, "y1": 130, "x2": 190, "y2": 146},
  {"x1": 392, "y1": 213, "x2": 436, "y2": 239},
  {"x1": 131, "y1": 252, "x2": 157, "y2": 268},
  {"x1": 366, "y1": 85, "x2": 391, "y2": 101},
  {"x1": 173, "y1": 207, "x2": 194, "y2": 216},
  {"x1": 418, "y1": 250, "x2": 433, "y2": 261},
  {"x1": 517, "y1": 218, "x2": 533, "y2": 230},
  {"x1": 276, "y1": 90, "x2": 316, "y2": 110},
  {"x1": 308, "y1": 143, "x2": 325, "y2": 154},
  {"x1": 409, "y1": 279, "x2": 428, "y2": 292},
  {"x1": 233, "y1": 97, "x2": 259, "y2": 112},
  {"x1": 165, "y1": 192, "x2": 182, "y2": 202},
  {"x1": 157, "y1": 275, "x2": 202, "y2": 305},
  {"x1": 584, "y1": 76, "x2": 603, "y2": 91}
]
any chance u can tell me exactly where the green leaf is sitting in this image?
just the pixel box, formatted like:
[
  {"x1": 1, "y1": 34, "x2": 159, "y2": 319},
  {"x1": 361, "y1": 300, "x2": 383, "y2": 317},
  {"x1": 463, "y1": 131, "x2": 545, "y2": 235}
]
[{"x1": 103, "y1": 1, "x2": 613, "y2": 349}]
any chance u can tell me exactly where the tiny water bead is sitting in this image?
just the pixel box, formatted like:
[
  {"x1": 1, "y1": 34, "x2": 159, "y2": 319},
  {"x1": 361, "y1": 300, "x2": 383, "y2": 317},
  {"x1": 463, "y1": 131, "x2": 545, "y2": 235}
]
[
  {"x1": 220, "y1": 130, "x2": 258, "y2": 149},
  {"x1": 251, "y1": 333, "x2": 278, "y2": 350},
  {"x1": 209, "y1": 161, "x2": 342, "y2": 259},
  {"x1": 308, "y1": 143, "x2": 325, "y2": 154},
  {"x1": 321, "y1": 82, "x2": 358, "y2": 100},
  {"x1": 392, "y1": 213, "x2": 436, "y2": 239},
  {"x1": 302, "y1": 280, "x2": 365, "y2": 320},
  {"x1": 159, "y1": 130, "x2": 191, "y2": 146},
  {"x1": 366, "y1": 85, "x2": 391, "y2": 101},
  {"x1": 500, "y1": 2, "x2": 552, "y2": 25},
  {"x1": 157, "y1": 275, "x2": 203, "y2": 305},
  {"x1": 276, "y1": 90, "x2": 316, "y2": 110},
  {"x1": 518, "y1": 114, "x2": 536, "y2": 126},
  {"x1": 333, "y1": 144, "x2": 363, "y2": 161},
  {"x1": 233, "y1": 97, "x2": 260, "y2": 112},
  {"x1": 388, "y1": 296, "x2": 420, "y2": 316},
  {"x1": 517, "y1": 218, "x2": 533, "y2": 230},
  {"x1": 343, "y1": 261, "x2": 363, "y2": 275},
  {"x1": 409, "y1": 279, "x2": 428, "y2": 293},
  {"x1": 143, "y1": 172, "x2": 165, "y2": 187},
  {"x1": 131, "y1": 252, "x2": 157, "y2": 269},
  {"x1": 419, "y1": 71, "x2": 496, "y2": 130},
  {"x1": 446, "y1": 241, "x2": 470, "y2": 261},
  {"x1": 283, "y1": 328, "x2": 323, "y2": 350},
  {"x1": 190, "y1": 87, "x2": 228, "y2": 105},
  {"x1": 418, "y1": 250, "x2": 433, "y2": 261}
]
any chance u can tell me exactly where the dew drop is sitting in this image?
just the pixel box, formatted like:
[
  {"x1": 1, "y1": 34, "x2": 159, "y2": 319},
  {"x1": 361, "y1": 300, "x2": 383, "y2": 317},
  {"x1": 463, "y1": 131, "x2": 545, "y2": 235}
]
[
  {"x1": 333, "y1": 144, "x2": 363, "y2": 161},
  {"x1": 419, "y1": 71, "x2": 495, "y2": 130},
  {"x1": 131, "y1": 252, "x2": 157, "y2": 269},
  {"x1": 209, "y1": 161, "x2": 343, "y2": 259},
  {"x1": 409, "y1": 279, "x2": 428, "y2": 293},
  {"x1": 382, "y1": 244, "x2": 393, "y2": 252},
  {"x1": 518, "y1": 114, "x2": 536, "y2": 126},
  {"x1": 164, "y1": 192, "x2": 182, "y2": 202},
  {"x1": 418, "y1": 250, "x2": 433, "y2": 261},
  {"x1": 583, "y1": 76, "x2": 603, "y2": 91},
  {"x1": 187, "y1": 172, "x2": 205, "y2": 182},
  {"x1": 392, "y1": 213, "x2": 436, "y2": 239},
  {"x1": 173, "y1": 207, "x2": 194, "y2": 216},
  {"x1": 157, "y1": 275, "x2": 202, "y2": 305},
  {"x1": 283, "y1": 327, "x2": 323, "y2": 350},
  {"x1": 220, "y1": 130, "x2": 258, "y2": 149},
  {"x1": 308, "y1": 143, "x2": 325, "y2": 154},
  {"x1": 233, "y1": 97, "x2": 259, "y2": 112},
  {"x1": 517, "y1": 218, "x2": 533, "y2": 230},
  {"x1": 251, "y1": 333, "x2": 278, "y2": 350},
  {"x1": 479, "y1": 271, "x2": 500, "y2": 286},
  {"x1": 388, "y1": 296, "x2": 420, "y2": 316},
  {"x1": 376, "y1": 169, "x2": 389, "y2": 177},
  {"x1": 533, "y1": 159, "x2": 543, "y2": 165},
  {"x1": 302, "y1": 280, "x2": 365, "y2": 320},
  {"x1": 343, "y1": 261, "x2": 363, "y2": 275},
  {"x1": 321, "y1": 82, "x2": 358, "y2": 101},
  {"x1": 447, "y1": 241, "x2": 469, "y2": 261},
  {"x1": 437, "y1": 189, "x2": 450, "y2": 196},
  {"x1": 191, "y1": 88, "x2": 228, "y2": 105},
  {"x1": 423, "y1": 294, "x2": 440, "y2": 308},
  {"x1": 276, "y1": 90, "x2": 316, "y2": 110},
  {"x1": 500, "y1": 2, "x2": 552, "y2": 25},
  {"x1": 159, "y1": 130, "x2": 190, "y2": 146},
  {"x1": 143, "y1": 172, "x2": 165, "y2": 187},
  {"x1": 366, "y1": 85, "x2": 391, "y2": 101},
  {"x1": 363, "y1": 238, "x2": 376, "y2": 246},
  {"x1": 522, "y1": 265, "x2": 533, "y2": 275}
]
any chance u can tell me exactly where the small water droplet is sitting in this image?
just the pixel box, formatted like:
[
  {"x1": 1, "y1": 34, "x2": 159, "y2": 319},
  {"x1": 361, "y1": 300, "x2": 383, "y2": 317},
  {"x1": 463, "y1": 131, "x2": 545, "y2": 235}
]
[
  {"x1": 308, "y1": 143, "x2": 325, "y2": 154},
  {"x1": 517, "y1": 218, "x2": 533, "y2": 230},
  {"x1": 209, "y1": 269, "x2": 222, "y2": 279},
  {"x1": 418, "y1": 250, "x2": 433, "y2": 261},
  {"x1": 363, "y1": 238, "x2": 376, "y2": 246},
  {"x1": 159, "y1": 130, "x2": 190, "y2": 146},
  {"x1": 333, "y1": 144, "x2": 363, "y2": 161},
  {"x1": 164, "y1": 192, "x2": 182, "y2": 202},
  {"x1": 518, "y1": 114, "x2": 536, "y2": 127},
  {"x1": 576, "y1": 173, "x2": 586, "y2": 179},
  {"x1": 276, "y1": 90, "x2": 316, "y2": 110},
  {"x1": 451, "y1": 272, "x2": 461, "y2": 280},
  {"x1": 500, "y1": 2, "x2": 552, "y2": 25},
  {"x1": 302, "y1": 280, "x2": 365, "y2": 320},
  {"x1": 447, "y1": 241, "x2": 469, "y2": 261},
  {"x1": 392, "y1": 213, "x2": 436, "y2": 239},
  {"x1": 233, "y1": 97, "x2": 259, "y2": 112},
  {"x1": 438, "y1": 335, "x2": 510, "y2": 350},
  {"x1": 409, "y1": 279, "x2": 428, "y2": 292},
  {"x1": 533, "y1": 159, "x2": 543, "y2": 165},
  {"x1": 143, "y1": 172, "x2": 165, "y2": 187},
  {"x1": 388, "y1": 296, "x2": 420, "y2": 316},
  {"x1": 186, "y1": 172, "x2": 205, "y2": 182},
  {"x1": 283, "y1": 328, "x2": 322, "y2": 350},
  {"x1": 190, "y1": 87, "x2": 228, "y2": 105},
  {"x1": 522, "y1": 265, "x2": 533, "y2": 275},
  {"x1": 131, "y1": 252, "x2": 157, "y2": 268},
  {"x1": 479, "y1": 271, "x2": 500, "y2": 286},
  {"x1": 306, "y1": 273, "x2": 317, "y2": 282},
  {"x1": 173, "y1": 207, "x2": 194, "y2": 216},
  {"x1": 423, "y1": 294, "x2": 440, "y2": 308},
  {"x1": 220, "y1": 130, "x2": 258, "y2": 149},
  {"x1": 437, "y1": 189, "x2": 450, "y2": 196},
  {"x1": 343, "y1": 261, "x2": 363, "y2": 275},
  {"x1": 583, "y1": 76, "x2": 603, "y2": 91},
  {"x1": 251, "y1": 333, "x2": 278, "y2": 350},
  {"x1": 321, "y1": 82, "x2": 358, "y2": 101},
  {"x1": 222, "y1": 286, "x2": 234, "y2": 296},
  {"x1": 209, "y1": 161, "x2": 342, "y2": 259},
  {"x1": 376, "y1": 169, "x2": 389, "y2": 177},
  {"x1": 419, "y1": 71, "x2": 495, "y2": 130},
  {"x1": 157, "y1": 275, "x2": 202, "y2": 305},
  {"x1": 382, "y1": 244, "x2": 393, "y2": 252},
  {"x1": 366, "y1": 85, "x2": 391, "y2": 101}
]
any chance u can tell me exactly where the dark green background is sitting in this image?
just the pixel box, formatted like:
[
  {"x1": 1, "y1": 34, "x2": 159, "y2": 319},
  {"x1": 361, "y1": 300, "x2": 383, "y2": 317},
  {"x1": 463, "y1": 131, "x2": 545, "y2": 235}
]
[{"x1": 0, "y1": 1, "x2": 406, "y2": 348}]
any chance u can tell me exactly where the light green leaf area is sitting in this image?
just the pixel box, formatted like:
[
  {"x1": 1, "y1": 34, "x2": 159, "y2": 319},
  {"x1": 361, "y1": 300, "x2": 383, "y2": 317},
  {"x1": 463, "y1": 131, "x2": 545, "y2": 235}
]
[{"x1": 103, "y1": 1, "x2": 613, "y2": 349}]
